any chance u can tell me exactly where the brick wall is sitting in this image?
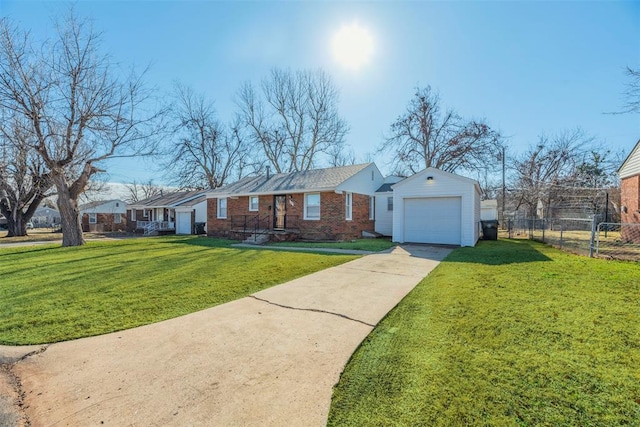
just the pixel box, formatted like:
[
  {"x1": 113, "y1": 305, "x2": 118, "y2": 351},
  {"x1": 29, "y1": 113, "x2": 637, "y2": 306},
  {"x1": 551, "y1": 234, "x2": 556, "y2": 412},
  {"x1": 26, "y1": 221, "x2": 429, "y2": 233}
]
[
  {"x1": 621, "y1": 175, "x2": 640, "y2": 224},
  {"x1": 621, "y1": 175, "x2": 640, "y2": 243},
  {"x1": 82, "y1": 213, "x2": 127, "y2": 232},
  {"x1": 125, "y1": 209, "x2": 150, "y2": 232},
  {"x1": 207, "y1": 192, "x2": 374, "y2": 241}
]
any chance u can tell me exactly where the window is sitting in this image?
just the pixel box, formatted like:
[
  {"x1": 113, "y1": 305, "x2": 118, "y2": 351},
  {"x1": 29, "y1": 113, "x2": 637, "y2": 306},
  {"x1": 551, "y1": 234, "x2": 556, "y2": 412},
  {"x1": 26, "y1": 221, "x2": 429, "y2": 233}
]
[
  {"x1": 249, "y1": 196, "x2": 259, "y2": 211},
  {"x1": 130, "y1": 210, "x2": 136, "y2": 221},
  {"x1": 89, "y1": 213, "x2": 97, "y2": 224},
  {"x1": 217, "y1": 198, "x2": 227, "y2": 219},
  {"x1": 387, "y1": 196, "x2": 394, "y2": 211},
  {"x1": 115, "y1": 202, "x2": 120, "y2": 207},
  {"x1": 369, "y1": 196, "x2": 375, "y2": 220},
  {"x1": 345, "y1": 192, "x2": 352, "y2": 221},
  {"x1": 304, "y1": 193, "x2": 320, "y2": 220},
  {"x1": 114, "y1": 213, "x2": 122, "y2": 224}
]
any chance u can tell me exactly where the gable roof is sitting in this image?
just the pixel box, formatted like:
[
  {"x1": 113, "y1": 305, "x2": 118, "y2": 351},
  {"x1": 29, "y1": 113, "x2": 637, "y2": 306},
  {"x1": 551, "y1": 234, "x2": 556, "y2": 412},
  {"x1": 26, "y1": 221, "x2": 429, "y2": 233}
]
[
  {"x1": 392, "y1": 167, "x2": 481, "y2": 193},
  {"x1": 128, "y1": 190, "x2": 206, "y2": 209},
  {"x1": 618, "y1": 139, "x2": 640, "y2": 179},
  {"x1": 78, "y1": 199, "x2": 125, "y2": 211},
  {"x1": 208, "y1": 164, "x2": 372, "y2": 197},
  {"x1": 375, "y1": 183, "x2": 395, "y2": 193}
]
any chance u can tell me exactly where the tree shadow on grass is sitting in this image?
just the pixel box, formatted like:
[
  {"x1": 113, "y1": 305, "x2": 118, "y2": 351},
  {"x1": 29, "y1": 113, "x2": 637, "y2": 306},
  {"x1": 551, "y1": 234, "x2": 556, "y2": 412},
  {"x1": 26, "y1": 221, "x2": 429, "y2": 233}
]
[{"x1": 444, "y1": 239, "x2": 552, "y2": 265}]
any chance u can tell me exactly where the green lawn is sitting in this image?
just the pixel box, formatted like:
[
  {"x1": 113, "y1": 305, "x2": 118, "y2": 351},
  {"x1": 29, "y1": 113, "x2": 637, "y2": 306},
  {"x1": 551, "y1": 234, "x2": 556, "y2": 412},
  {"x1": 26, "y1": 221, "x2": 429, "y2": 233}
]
[
  {"x1": 329, "y1": 239, "x2": 640, "y2": 426},
  {"x1": 268, "y1": 238, "x2": 397, "y2": 252},
  {"x1": 0, "y1": 236, "x2": 357, "y2": 345}
]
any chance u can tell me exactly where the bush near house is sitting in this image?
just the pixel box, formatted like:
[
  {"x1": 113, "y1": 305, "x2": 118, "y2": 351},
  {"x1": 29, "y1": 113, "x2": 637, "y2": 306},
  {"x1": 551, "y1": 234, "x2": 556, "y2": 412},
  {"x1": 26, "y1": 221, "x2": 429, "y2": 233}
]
[{"x1": 329, "y1": 239, "x2": 640, "y2": 426}]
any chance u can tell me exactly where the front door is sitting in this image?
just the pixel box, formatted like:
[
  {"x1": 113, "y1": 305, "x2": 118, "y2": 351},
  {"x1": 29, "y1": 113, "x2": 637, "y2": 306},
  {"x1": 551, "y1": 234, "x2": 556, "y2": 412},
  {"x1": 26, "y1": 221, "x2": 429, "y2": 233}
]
[{"x1": 274, "y1": 195, "x2": 286, "y2": 229}]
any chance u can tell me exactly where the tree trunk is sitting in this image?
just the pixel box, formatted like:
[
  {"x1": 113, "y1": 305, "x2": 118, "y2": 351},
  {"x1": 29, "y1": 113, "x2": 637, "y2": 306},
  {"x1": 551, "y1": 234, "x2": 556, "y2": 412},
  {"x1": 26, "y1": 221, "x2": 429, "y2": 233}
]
[
  {"x1": 4, "y1": 213, "x2": 26, "y2": 237},
  {"x1": 53, "y1": 175, "x2": 85, "y2": 247}
]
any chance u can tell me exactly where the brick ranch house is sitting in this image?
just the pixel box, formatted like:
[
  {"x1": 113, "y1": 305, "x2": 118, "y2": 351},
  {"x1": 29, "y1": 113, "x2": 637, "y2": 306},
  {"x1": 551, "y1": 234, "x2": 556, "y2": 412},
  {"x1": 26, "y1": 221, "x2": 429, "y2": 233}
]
[
  {"x1": 126, "y1": 190, "x2": 207, "y2": 235},
  {"x1": 206, "y1": 163, "x2": 384, "y2": 241},
  {"x1": 79, "y1": 199, "x2": 127, "y2": 232},
  {"x1": 619, "y1": 139, "x2": 640, "y2": 242}
]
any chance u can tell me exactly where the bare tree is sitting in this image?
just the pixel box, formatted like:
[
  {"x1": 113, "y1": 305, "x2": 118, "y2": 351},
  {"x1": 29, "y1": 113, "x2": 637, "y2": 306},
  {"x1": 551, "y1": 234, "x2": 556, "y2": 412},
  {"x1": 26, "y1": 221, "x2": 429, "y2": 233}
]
[
  {"x1": 0, "y1": 13, "x2": 166, "y2": 246},
  {"x1": 237, "y1": 68, "x2": 349, "y2": 173},
  {"x1": 509, "y1": 130, "x2": 594, "y2": 218},
  {"x1": 165, "y1": 84, "x2": 250, "y2": 189},
  {"x1": 621, "y1": 67, "x2": 640, "y2": 114},
  {"x1": 0, "y1": 116, "x2": 54, "y2": 236},
  {"x1": 381, "y1": 86, "x2": 503, "y2": 175},
  {"x1": 125, "y1": 179, "x2": 163, "y2": 203}
]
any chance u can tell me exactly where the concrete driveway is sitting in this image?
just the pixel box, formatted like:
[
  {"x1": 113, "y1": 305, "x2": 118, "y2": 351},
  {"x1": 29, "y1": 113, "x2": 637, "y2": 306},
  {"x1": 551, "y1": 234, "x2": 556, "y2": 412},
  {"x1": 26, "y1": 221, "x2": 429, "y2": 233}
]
[{"x1": 0, "y1": 245, "x2": 451, "y2": 426}]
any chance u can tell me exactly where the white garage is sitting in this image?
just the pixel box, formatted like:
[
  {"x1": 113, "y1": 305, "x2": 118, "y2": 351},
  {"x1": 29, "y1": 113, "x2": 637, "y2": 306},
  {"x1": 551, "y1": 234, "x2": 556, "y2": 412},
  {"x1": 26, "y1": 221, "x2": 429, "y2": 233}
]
[
  {"x1": 392, "y1": 168, "x2": 481, "y2": 247},
  {"x1": 403, "y1": 197, "x2": 462, "y2": 245},
  {"x1": 176, "y1": 211, "x2": 193, "y2": 235},
  {"x1": 175, "y1": 197, "x2": 207, "y2": 235}
]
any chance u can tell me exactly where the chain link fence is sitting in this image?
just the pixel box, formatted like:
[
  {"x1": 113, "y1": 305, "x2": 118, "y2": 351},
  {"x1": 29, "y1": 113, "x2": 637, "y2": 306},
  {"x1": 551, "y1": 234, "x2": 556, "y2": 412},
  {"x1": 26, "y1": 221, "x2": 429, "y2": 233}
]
[{"x1": 504, "y1": 218, "x2": 640, "y2": 261}]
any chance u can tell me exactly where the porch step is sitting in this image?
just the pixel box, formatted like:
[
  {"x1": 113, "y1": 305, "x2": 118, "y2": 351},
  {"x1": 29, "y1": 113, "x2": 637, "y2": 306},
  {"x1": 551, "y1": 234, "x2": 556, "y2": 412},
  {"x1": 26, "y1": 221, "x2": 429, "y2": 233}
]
[{"x1": 243, "y1": 234, "x2": 270, "y2": 245}]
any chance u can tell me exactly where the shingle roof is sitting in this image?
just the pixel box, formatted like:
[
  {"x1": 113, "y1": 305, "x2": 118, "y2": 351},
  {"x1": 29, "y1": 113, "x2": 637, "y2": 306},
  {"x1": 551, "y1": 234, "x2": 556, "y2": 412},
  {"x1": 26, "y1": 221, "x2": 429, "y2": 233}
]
[
  {"x1": 78, "y1": 199, "x2": 123, "y2": 210},
  {"x1": 209, "y1": 164, "x2": 372, "y2": 196},
  {"x1": 375, "y1": 183, "x2": 394, "y2": 193},
  {"x1": 129, "y1": 190, "x2": 206, "y2": 208}
]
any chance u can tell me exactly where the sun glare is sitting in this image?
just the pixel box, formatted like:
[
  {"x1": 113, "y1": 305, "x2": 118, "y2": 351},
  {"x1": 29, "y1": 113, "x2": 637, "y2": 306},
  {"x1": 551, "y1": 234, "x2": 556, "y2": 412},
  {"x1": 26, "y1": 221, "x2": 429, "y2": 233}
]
[{"x1": 331, "y1": 22, "x2": 374, "y2": 71}]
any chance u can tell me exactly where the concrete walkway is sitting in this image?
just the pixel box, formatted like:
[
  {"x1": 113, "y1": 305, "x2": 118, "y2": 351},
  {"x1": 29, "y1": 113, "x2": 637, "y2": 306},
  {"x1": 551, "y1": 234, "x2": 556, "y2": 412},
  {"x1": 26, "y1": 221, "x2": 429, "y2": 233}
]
[{"x1": 1, "y1": 245, "x2": 451, "y2": 426}]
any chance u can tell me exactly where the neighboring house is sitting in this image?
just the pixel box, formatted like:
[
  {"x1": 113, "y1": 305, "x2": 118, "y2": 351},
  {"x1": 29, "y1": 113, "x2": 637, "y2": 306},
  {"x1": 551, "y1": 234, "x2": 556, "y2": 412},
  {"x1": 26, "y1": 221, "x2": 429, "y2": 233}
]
[
  {"x1": 127, "y1": 190, "x2": 207, "y2": 235},
  {"x1": 391, "y1": 167, "x2": 481, "y2": 247},
  {"x1": 79, "y1": 199, "x2": 127, "y2": 232},
  {"x1": 374, "y1": 176, "x2": 404, "y2": 236},
  {"x1": 618, "y1": 139, "x2": 640, "y2": 242},
  {"x1": 32, "y1": 206, "x2": 61, "y2": 228},
  {"x1": 480, "y1": 200, "x2": 498, "y2": 221},
  {"x1": 207, "y1": 163, "x2": 384, "y2": 241}
]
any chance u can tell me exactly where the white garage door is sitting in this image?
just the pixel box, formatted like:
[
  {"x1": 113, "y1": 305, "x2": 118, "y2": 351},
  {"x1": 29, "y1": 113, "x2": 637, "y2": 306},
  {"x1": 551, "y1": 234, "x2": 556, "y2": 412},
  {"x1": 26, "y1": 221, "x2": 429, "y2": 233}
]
[
  {"x1": 403, "y1": 197, "x2": 462, "y2": 245},
  {"x1": 176, "y1": 212, "x2": 192, "y2": 235}
]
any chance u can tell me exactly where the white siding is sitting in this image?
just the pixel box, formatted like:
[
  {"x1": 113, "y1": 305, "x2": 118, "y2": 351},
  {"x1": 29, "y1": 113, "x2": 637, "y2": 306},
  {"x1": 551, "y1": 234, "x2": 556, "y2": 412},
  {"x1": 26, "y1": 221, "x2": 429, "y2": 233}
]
[
  {"x1": 337, "y1": 163, "x2": 385, "y2": 195},
  {"x1": 194, "y1": 200, "x2": 207, "y2": 222},
  {"x1": 80, "y1": 200, "x2": 127, "y2": 215},
  {"x1": 392, "y1": 168, "x2": 479, "y2": 247},
  {"x1": 474, "y1": 190, "x2": 481, "y2": 243},
  {"x1": 619, "y1": 141, "x2": 640, "y2": 179},
  {"x1": 374, "y1": 193, "x2": 394, "y2": 236}
]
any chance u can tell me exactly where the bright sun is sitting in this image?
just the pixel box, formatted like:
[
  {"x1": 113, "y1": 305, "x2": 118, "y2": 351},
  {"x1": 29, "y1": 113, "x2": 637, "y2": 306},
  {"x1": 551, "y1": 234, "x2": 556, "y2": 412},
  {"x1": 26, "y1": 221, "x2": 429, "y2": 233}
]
[{"x1": 331, "y1": 22, "x2": 374, "y2": 71}]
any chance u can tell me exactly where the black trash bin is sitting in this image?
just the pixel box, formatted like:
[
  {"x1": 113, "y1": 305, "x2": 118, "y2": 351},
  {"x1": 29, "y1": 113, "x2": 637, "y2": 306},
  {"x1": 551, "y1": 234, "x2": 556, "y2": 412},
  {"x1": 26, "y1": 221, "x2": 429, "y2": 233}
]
[
  {"x1": 194, "y1": 222, "x2": 206, "y2": 235},
  {"x1": 481, "y1": 220, "x2": 499, "y2": 240}
]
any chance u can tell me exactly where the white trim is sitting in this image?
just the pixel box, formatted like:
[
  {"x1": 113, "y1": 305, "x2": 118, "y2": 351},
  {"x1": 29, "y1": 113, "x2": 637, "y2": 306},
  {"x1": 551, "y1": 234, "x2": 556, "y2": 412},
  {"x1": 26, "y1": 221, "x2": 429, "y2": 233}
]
[
  {"x1": 217, "y1": 198, "x2": 227, "y2": 219},
  {"x1": 208, "y1": 186, "x2": 336, "y2": 199},
  {"x1": 88, "y1": 213, "x2": 97, "y2": 224},
  {"x1": 369, "y1": 196, "x2": 375, "y2": 220},
  {"x1": 345, "y1": 192, "x2": 353, "y2": 221},
  {"x1": 304, "y1": 193, "x2": 321, "y2": 220},
  {"x1": 114, "y1": 213, "x2": 122, "y2": 224},
  {"x1": 249, "y1": 196, "x2": 259, "y2": 212}
]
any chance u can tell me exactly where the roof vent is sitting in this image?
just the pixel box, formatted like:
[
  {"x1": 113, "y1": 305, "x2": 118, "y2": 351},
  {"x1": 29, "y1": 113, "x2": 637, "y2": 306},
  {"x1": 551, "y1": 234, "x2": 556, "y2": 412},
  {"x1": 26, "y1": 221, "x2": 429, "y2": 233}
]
[{"x1": 266, "y1": 166, "x2": 271, "y2": 180}]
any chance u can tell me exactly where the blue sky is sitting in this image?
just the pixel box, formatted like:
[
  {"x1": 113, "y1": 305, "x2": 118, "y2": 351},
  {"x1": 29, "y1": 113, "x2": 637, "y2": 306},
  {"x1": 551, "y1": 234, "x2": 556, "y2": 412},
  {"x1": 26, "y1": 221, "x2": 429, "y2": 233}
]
[{"x1": 1, "y1": 0, "x2": 639, "y2": 184}]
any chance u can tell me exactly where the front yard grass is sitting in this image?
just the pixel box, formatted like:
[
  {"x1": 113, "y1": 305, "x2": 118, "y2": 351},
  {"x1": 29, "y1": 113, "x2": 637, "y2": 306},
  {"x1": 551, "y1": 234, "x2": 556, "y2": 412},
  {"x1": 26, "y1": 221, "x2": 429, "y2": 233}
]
[
  {"x1": 268, "y1": 238, "x2": 396, "y2": 252},
  {"x1": 328, "y1": 239, "x2": 640, "y2": 426},
  {"x1": 0, "y1": 236, "x2": 357, "y2": 345}
]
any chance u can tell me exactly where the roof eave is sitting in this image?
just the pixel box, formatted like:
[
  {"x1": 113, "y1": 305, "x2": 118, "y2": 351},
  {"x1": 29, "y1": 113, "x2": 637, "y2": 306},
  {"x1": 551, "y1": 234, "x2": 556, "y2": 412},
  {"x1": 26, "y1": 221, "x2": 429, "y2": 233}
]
[{"x1": 207, "y1": 186, "x2": 337, "y2": 198}]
